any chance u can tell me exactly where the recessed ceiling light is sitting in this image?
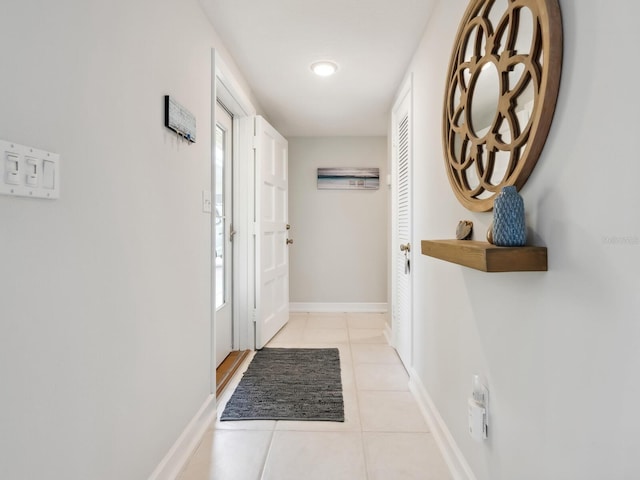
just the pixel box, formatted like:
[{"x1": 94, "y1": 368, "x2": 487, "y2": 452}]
[{"x1": 311, "y1": 61, "x2": 338, "y2": 77}]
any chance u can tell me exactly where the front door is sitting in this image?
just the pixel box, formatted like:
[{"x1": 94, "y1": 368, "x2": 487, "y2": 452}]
[
  {"x1": 254, "y1": 116, "x2": 290, "y2": 349},
  {"x1": 214, "y1": 101, "x2": 234, "y2": 367}
]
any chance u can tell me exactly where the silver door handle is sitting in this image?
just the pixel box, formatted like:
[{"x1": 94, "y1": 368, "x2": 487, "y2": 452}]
[{"x1": 400, "y1": 243, "x2": 411, "y2": 252}]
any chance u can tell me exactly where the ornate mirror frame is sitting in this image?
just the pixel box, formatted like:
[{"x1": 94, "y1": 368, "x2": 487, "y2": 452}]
[{"x1": 442, "y1": 0, "x2": 563, "y2": 211}]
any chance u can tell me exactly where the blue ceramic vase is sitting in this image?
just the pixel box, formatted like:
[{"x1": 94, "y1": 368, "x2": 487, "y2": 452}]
[{"x1": 492, "y1": 186, "x2": 526, "y2": 246}]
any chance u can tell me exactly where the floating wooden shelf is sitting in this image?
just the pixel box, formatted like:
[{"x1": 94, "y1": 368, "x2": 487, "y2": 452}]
[{"x1": 421, "y1": 240, "x2": 547, "y2": 272}]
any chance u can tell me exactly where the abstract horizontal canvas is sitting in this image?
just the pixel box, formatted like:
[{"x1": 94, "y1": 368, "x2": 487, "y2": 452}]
[{"x1": 317, "y1": 167, "x2": 380, "y2": 190}]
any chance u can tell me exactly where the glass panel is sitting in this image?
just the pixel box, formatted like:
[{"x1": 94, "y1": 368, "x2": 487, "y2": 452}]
[{"x1": 215, "y1": 125, "x2": 226, "y2": 309}]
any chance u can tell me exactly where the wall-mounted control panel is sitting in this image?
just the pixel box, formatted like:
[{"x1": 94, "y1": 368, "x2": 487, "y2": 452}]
[{"x1": 0, "y1": 140, "x2": 60, "y2": 199}]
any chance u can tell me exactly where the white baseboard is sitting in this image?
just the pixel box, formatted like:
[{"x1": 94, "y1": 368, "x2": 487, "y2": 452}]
[
  {"x1": 148, "y1": 394, "x2": 217, "y2": 480},
  {"x1": 289, "y1": 302, "x2": 388, "y2": 313},
  {"x1": 408, "y1": 369, "x2": 477, "y2": 480}
]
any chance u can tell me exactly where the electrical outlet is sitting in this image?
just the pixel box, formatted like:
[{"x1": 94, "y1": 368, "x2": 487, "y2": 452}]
[
  {"x1": 468, "y1": 398, "x2": 487, "y2": 441},
  {"x1": 469, "y1": 375, "x2": 489, "y2": 441}
]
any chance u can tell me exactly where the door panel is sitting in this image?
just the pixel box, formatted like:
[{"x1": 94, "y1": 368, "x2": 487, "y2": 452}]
[
  {"x1": 254, "y1": 116, "x2": 289, "y2": 349},
  {"x1": 215, "y1": 102, "x2": 234, "y2": 367},
  {"x1": 392, "y1": 80, "x2": 413, "y2": 369}
]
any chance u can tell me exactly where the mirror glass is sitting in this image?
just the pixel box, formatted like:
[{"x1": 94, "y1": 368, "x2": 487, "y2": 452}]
[
  {"x1": 515, "y1": 7, "x2": 534, "y2": 55},
  {"x1": 466, "y1": 161, "x2": 480, "y2": 191},
  {"x1": 488, "y1": 0, "x2": 508, "y2": 30},
  {"x1": 463, "y1": 68, "x2": 471, "y2": 88},
  {"x1": 464, "y1": 26, "x2": 478, "y2": 62},
  {"x1": 452, "y1": 132, "x2": 463, "y2": 163},
  {"x1": 496, "y1": 116, "x2": 511, "y2": 143},
  {"x1": 492, "y1": 149, "x2": 511, "y2": 185},
  {"x1": 470, "y1": 62, "x2": 500, "y2": 137}
]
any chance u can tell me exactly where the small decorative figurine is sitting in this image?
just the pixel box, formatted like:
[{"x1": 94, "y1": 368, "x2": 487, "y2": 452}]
[{"x1": 456, "y1": 220, "x2": 473, "y2": 240}]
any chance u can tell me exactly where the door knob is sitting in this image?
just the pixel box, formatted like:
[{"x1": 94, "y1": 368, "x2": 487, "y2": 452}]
[
  {"x1": 286, "y1": 238, "x2": 294, "y2": 245},
  {"x1": 400, "y1": 243, "x2": 411, "y2": 252}
]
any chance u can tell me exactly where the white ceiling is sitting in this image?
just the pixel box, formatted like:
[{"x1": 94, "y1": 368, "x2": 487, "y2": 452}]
[{"x1": 200, "y1": 0, "x2": 435, "y2": 137}]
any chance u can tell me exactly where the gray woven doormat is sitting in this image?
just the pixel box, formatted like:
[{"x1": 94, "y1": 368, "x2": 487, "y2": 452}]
[{"x1": 220, "y1": 348, "x2": 344, "y2": 422}]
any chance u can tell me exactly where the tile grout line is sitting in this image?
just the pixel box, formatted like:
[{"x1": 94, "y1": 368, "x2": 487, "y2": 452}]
[
  {"x1": 257, "y1": 428, "x2": 277, "y2": 480},
  {"x1": 349, "y1": 326, "x2": 373, "y2": 480}
]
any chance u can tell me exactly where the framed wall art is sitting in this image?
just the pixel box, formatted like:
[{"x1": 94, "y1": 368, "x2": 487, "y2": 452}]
[{"x1": 317, "y1": 167, "x2": 380, "y2": 190}]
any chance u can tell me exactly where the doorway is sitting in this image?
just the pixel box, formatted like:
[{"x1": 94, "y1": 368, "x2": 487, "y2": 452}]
[
  {"x1": 211, "y1": 50, "x2": 258, "y2": 397},
  {"x1": 210, "y1": 51, "x2": 289, "y2": 397}
]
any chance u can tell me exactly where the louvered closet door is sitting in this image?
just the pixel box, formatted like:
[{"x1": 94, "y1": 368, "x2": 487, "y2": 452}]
[{"x1": 392, "y1": 80, "x2": 412, "y2": 369}]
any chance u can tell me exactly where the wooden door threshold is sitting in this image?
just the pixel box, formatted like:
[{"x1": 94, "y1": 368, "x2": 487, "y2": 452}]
[{"x1": 216, "y1": 350, "x2": 251, "y2": 398}]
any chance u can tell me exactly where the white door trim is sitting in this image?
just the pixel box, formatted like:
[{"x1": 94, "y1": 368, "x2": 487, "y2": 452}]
[{"x1": 211, "y1": 49, "x2": 256, "y2": 394}]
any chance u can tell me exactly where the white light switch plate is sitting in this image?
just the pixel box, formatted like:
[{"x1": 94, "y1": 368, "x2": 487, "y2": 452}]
[{"x1": 0, "y1": 140, "x2": 60, "y2": 199}]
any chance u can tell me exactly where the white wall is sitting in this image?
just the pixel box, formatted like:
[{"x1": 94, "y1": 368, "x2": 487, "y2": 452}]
[
  {"x1": 288, "y1": 137, "x2": 388, "y2": 306},
  {"x1": 0, "y1": 1, "x2": 257, "y2": 478},
  {"x1": 402, "y1": 1, "x2": 640, "y2": 479}
]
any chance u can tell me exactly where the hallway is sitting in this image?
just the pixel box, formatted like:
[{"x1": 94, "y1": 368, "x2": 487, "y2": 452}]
[{"x1": 178, "y1": 312, "x2": 451, "y2": 479}]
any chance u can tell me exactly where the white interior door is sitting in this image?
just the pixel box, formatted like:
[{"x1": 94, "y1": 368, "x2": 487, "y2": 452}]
[
  {"x1": 392, "y1": 77, "x2": 413, "y2": 369},
  {"x1": 254, "y1": 116, "x2": 289, "y2": 349},
  {"x1": 214, "y1": 101, "x2": 234, "y2": 367}
]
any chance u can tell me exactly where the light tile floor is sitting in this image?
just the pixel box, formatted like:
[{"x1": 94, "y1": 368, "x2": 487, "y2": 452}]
[{"x1": 178, "y1": 312, "x2": 452, "y2": 480}]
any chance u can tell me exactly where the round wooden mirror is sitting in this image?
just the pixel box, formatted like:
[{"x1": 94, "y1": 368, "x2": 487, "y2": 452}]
[{"x1": 442, "y1": 0, "x2": 563, "y2": 211}]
